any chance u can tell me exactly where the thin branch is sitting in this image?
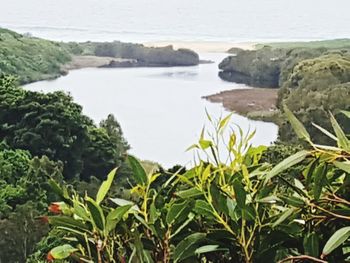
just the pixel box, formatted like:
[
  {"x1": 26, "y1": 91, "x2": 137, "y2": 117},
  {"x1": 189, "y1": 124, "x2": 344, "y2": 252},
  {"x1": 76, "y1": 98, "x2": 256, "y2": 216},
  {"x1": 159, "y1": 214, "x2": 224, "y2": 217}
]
[
  {"x1": 331, "y1": 193, "x2": 350, "y2": 205},
  {"x1": 312, "y1": 203, "x2": 350, "y2": 221},
  {"x1": 278, "y1": 255, "x2": 328, "y2": 263}
]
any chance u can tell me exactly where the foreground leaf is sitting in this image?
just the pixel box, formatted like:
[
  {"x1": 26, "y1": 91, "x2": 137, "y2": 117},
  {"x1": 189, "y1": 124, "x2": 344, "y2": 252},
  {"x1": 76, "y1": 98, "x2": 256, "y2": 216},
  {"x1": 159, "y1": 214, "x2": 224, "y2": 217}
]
[
  {"x1": 329, "y1": 113, "x2": 350, "y2": 151},
  {"x1": 264, "y1": 150, "x2": 309, "y2": 184},
  {"x1": 49, "y1": 244, "x2": 78, "y2": 260},
  {"x1": 334, "y1": 161, "x2": 350, "y2": 174},
  {"x1": 173, "y1": 233, "x2": 206, "y2": 262},
  {"x1": 322, "y1": 226, "x2": 350, "y2": 258},
  {"x1": 284, "y1": 105, "x2": 310, "y2": 142},
  {"x1": 166, "y1": 200, "x2": 193, "y2": 226},
  {"x1": 86, "y1": 197, "x2": 105, "y2": 231},
  {"x1": 106, "y1": 205, "x2": 132, "y2": 233},
  {"x1": 126, "y1": 155, "x2": 148, "y2": 185},
  {"x1": 96, "y1": 167, "x2": 117, "y2": 204}
]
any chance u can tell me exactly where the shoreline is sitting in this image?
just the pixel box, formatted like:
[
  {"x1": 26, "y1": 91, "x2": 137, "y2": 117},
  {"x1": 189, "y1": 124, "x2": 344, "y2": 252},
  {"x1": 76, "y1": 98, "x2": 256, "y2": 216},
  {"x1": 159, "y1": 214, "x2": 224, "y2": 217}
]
[
  {"x1": 61, "y1": 41, "x2": 257, "y2": 72},
  {"x1": 61, "y1": 55, "x2": 134, "y2": 71}
]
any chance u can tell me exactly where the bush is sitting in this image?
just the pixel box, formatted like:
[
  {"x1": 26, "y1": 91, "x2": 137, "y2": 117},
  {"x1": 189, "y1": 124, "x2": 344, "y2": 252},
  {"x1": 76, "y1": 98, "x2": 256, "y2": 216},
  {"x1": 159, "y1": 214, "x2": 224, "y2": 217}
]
[{"x1": 45, "y1": 112, "x2": 350, "y2": 262}]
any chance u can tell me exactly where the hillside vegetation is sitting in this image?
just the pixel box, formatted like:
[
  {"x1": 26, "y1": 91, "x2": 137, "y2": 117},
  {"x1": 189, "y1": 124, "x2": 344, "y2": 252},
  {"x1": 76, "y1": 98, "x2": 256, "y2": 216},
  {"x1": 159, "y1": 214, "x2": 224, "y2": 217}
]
[
  {"x1": 219, "y1": 41, "x2": 350, "y2": 143},
  {"x1": 0, "y1": 28, "x2": 72, "y2": 84},
  {"x1": 0, "y1": 28, "x2": 200, "y2": 84}
]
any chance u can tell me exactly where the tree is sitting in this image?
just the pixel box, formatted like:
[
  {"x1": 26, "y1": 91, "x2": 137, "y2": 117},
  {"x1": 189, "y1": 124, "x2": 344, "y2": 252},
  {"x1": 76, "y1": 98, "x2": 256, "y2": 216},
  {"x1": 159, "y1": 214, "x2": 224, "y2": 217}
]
[{"x1": 0, "y1": 77, "x2": 129, "y2": 181}]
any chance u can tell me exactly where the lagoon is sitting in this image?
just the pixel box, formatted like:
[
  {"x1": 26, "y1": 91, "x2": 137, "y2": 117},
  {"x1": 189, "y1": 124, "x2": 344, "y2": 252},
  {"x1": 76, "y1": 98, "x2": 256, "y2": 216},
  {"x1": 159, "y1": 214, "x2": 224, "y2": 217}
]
[{"x1": 25, "y1": 53, "x2": 278, "y2": 167}]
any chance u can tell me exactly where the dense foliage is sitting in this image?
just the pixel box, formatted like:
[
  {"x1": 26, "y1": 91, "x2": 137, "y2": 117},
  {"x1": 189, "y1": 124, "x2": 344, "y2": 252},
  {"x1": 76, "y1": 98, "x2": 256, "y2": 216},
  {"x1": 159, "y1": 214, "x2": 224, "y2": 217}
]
[
  {"x1": 0, "y1": 74, "x2": 130, "y2": 262},
  {"x1": 0, "y1": 76, "x2": 129, "y2": 180},
  {"x1": 43, "y1": 112, "x2": 349, "y2": 263},
  {"x1": 93, "y1": 42, "x2": 199, "y2": 66},
  {"x1": 0, "y1": 145, "x2": 63, "y2": 262},
  {"x1": 0, "y1": 28, "x2": 71, "y2": 84},
  {"x1": 219, "y1": 41, "x2": 350, "y2": 144},
  {"x1": 279, "y1": 53, "x2": 350, "y2": 144}
]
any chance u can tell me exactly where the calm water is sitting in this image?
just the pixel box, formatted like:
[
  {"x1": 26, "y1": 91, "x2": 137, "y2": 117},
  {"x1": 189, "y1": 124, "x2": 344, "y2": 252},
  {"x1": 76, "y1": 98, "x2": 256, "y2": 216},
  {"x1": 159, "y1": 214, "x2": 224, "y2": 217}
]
[
  {"x1": 25, "y1": 53, "x2": 278, "y2": 167},
  {"x1": 6, "y1": 0, "x2": 347, "y2": 166},
  {"x1": 1, "y1": 0, "x2": 349, "y2": 42}
]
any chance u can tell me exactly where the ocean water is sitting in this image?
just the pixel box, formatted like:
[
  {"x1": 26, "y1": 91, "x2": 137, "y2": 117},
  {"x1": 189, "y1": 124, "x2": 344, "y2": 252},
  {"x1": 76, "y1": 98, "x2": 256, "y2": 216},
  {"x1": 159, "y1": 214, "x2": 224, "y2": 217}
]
[{"x1": 1, "y1": 0, "x2": 349, "y2": 42}]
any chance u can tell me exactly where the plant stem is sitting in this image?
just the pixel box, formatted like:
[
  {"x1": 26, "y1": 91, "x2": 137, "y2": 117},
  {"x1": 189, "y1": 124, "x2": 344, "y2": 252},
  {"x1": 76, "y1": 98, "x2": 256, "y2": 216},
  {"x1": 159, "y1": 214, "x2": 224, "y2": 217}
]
[{"x1": 277, "y1": 255, "x2": 328, "y2": 263}]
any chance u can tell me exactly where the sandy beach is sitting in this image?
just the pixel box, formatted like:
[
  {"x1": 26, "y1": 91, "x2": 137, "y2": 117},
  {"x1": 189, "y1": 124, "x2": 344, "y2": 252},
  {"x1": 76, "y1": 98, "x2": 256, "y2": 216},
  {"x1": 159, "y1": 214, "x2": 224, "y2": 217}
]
[
  {"x1": 144, "y1": 41, "x2": 256, "y2": 53},
  {"x1": 61, "y1": 56, "x2": 134, "y2": 71}
]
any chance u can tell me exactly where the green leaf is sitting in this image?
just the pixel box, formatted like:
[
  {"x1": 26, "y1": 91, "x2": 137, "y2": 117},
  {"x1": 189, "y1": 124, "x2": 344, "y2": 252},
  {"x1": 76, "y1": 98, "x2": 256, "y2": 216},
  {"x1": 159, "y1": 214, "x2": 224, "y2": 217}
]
[
  {"x1": 48, "y1": 179, "x2": 72, "y2": 205},
  {"x1": 322, "y1": 226, "x2": 350, "y2": 258},
  {"x1": 341, "y1": 110, "x2": 350, "y2": 119},
  {"x1": 195, "y1": 245, "x2": 224, "y2": 255},
  {"x1": 166, "y1": 200, "x2": 193, "y2": 226},
  {"x1": 170, "y1": 213, "x2": 195, "y2": 239},
  {"x1": 329, "y1": 113, "x2": 350, "y2": 151},
  {"x1": 72, "y1": 201, "x2": 90, "y2": 222},
  {"x1": 173, "y1": 233, "x2": 206, "y2": 262},
  {"x1": 334, "y1": 161, "x2": 350, "y2": 174},
  {"x1": 199, "y1": 139, "x2": 212, "y2": 150},
  {"x1": 229, "y1": 133, "x2": 236, "y2": 150},
  {"x1": 283, "y1": 105, "x2": 311, "y2": 142},
  {"x1": 126, "y1": 155, "x2": 148, "y2": 185},
  {"x1": 142, "y1": 250, "x2": 155, "y2": 263},
  {"x1": 303, "y1": 159, "x2": 318, "y2": 188},
  {"x1": 257, "y1": 196, "x2": 282, "y2": 204},
  {"x1": 48, "y1": 216, "x2": 90, "y2": 233},
  {"x1": 149, "y1": 202, "x2": 158, "y2": 224},
  {"x1": 312, "y1": 123, "x2": 337, "y2": 141},
  {"x1": 106, "y1": 205, "x2": 132, "y2": 233},
  {"x1": 313, "y1": 164, "x2": 327, "y2": 201},
  {"x1": 86, "y1": 197, "x2": 105, "y2": 231},
  {"x1": 110, "y1": 197, "x2": 140, "y2": 212},
  {"x1": 264, "y1": 150, "x2": 309, "y2": 184},
  {"x1": 186, "y1": 144, "x2": 199, "y2": 151},
  {"x1": 303, "y1": 232, "x2": 319, "y2": 257},
  {"x1": 219, "y1": 113, "x2": 232, "y2": 131},
  {"x1": 194, "y1": 200, "x2": 214, "y2": 218},
  {"x1": 226, "y1": 198, "x2": 238, "y2": 221},
  {"x1": 205, "y1": 108, "x2": 213, "y2": 122},
  {"x1": 210, "y1": 183, "x2": 229, "y2": 215},
  {"x1": 241, "y1": 205, "x2": 256, "y2": 222},
  {"x1": 176, "y1": 188, "x2": 203, "y2": 199},
  {"x1": 96, "y1": 168, "x2": 117, "y2": 204},
  {"x1": 280, "y1": 195, "x2": 305, "y2": 207},
  {"x1": 50, "y1": 244, "x2": 78, "y2": 259},
  {"x1": 233, "y1": 178, "x2": 246, "y2": 209},
  {"x1": 272, "y1": 208, "x2": 296, "y2": 227}
]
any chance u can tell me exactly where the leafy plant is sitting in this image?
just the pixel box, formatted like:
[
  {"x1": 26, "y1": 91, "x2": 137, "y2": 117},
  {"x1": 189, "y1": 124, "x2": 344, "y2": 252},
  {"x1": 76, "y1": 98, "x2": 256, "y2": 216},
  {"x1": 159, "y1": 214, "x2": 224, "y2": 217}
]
[
  {"x1": 46, "y1": 168, "x2": 134, "y2": 262},
  {"x1": 45, "y1": 111, "x2": 350, "y2": 262}
]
